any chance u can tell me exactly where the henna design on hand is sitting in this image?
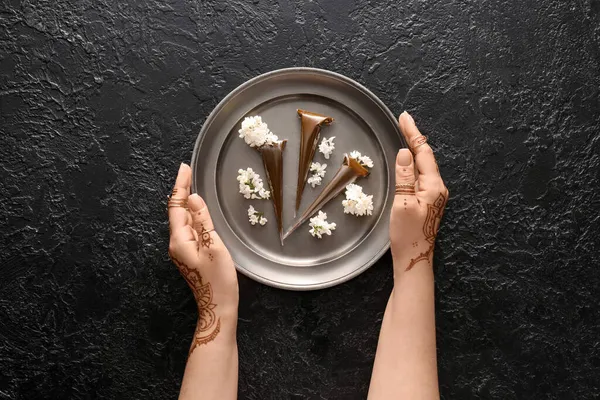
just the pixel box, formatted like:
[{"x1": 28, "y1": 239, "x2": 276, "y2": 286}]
[
  {"x1": 192, "y1": 215, "x2": 215, "y2": 250},
  {"x1": 200, "y1": 225, "x2": 214, "y2": 249},
  {"x1": 406, "y1": 192, "x2": 447, "y2": 271},
  {"x1": 170, "y1": 255, "x2": 220, "y2": 353}
]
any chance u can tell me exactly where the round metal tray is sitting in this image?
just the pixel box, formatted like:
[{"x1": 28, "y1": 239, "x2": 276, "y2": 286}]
[{"x1": 191, "y1": 67, "x2": 404, "y2": 290}]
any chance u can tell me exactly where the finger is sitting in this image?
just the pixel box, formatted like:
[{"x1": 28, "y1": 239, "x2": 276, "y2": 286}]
[
  {"x1": 398, "y1": 112, "x2": 441, "y2": 180},
  {"x1": 168, "y1": 163, "x2": 192, "y2": 233},
  {"x1": 188, "y1": 193, "x2": 217, "y2": 254},
  {"x1": 394, "y1": 149, "x2": 419, "y2": 206},
  {"x1": 395, "y1": 149, "x2": 416, "y2": 185}
]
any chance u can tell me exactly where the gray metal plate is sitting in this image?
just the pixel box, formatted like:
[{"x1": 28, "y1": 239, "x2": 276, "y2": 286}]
[{"x1": 191, "y1": 68, "x2": 404, "y2": 290}]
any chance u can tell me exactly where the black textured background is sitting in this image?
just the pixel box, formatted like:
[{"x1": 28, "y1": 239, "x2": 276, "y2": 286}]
[{"x1": 1, "y1": 1, "x2": 599, "y2": 399}]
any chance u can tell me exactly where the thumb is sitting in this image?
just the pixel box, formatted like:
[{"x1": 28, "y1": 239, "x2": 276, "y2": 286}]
[
  {"x1": 188, "y1": 193, "x2": 216, "y2": 252},
  {"x1": 395, "y1": 148, "x2": 415, "y2": 185}
]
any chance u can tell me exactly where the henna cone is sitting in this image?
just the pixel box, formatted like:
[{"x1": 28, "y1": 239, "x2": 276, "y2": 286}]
[
  {"x1": 295, "y1": 109, "x2": 334, "y2": 216},
  {"x1": 283, "y1": 155, "x2": 369, "y2": 240},
  {"x1": 259, "y1": 141, "x2": 287, "y2": 245}
]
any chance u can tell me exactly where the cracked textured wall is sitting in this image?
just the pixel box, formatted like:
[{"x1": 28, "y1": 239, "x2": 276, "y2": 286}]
[{"x1": 1, "y1": 0, "x2": 599, "y2": 399}]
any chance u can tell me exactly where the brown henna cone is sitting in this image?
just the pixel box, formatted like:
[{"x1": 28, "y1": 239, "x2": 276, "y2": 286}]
[
  {"x1": 294, "y1": 109, "x2": 334, "y2": 216},
  {"x1": 283, "y1": 154, "x2": 368, "y2": 240},
  {"x1": 238, "y1": 115, "x2": 289, "y2": 246},
  {"x1": 258, "y1": 140, "x2": 287, "y2": 245}
]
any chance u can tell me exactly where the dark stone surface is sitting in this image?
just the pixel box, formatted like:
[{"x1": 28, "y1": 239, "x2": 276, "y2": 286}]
[{"x1": 1, "y1": 0, "x2": 599, "y2": 398}]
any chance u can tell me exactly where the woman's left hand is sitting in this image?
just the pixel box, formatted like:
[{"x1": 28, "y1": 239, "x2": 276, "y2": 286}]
[{"x1": 168, "y1": 163, "x2": 239, "y2": 352}]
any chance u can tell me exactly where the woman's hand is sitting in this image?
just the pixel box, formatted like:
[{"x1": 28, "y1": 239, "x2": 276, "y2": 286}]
[
  {"x1": 168, "y1": 163, "x2": 239, "y2": 354},
  {"x1": 370, "y1": 113, "x2": 445, "y2": 399},
  {"x1": 390, "y1": 111, "x2": 449, "y2": 274}
]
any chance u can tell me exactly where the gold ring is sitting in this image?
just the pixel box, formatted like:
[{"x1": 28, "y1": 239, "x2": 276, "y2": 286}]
[
  {"x1": 395, "y1": 183, "x2": 416, "y2": 195},
  {"x1": 167, "y1": 197, "x2": 188, "y2": 208},
  {"x1": 193, "y1": 221, "x2": 214, "y2": 233},
  {"x1": 410, "y1": 135, "x2": 428, "y2": 150},
  {"x1": 395, "y1": 188, "x2": 416, "y2": 192}
]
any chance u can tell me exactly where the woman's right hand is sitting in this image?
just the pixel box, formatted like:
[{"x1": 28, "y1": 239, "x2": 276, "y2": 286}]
[
  {"x1": 168, "y1": 163, "x2": 239, "y2": 354},
  {"x1": 390, "y1": 112, "x2": 449, "y2": 274}
]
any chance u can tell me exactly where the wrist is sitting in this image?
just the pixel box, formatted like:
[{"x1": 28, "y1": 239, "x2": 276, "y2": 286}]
[
  {"x1": 392, "y1": 254, "x2": 433, "y2": 279},
  {"x1": 194, "y1": 301, "x2": 238, "y2": 340},
  {"x1": 215, "y1": 314, "x2": 238, "y2": 342},
  {"x1": 194, "y1": 310, "x2": 238, "y2": 348},
  {"x1": 212, "y1": 304, "x2": 238, "y2": 330}
]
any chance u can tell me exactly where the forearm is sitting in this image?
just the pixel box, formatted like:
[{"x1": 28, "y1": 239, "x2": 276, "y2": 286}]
[
  {"x1": 179, "y1": 315, "x2": 238, "y2": 400},
  {"x1": 368, "y1": 258, "x2": 439, "y2": 400}
]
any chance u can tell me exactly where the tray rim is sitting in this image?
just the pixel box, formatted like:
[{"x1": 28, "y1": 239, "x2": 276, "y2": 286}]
[{"x1": 191, "y1": 67, "x2": 404, "y2": 290}]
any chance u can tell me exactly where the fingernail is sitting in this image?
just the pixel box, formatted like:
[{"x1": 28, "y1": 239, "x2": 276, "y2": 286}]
[
  {"x1": 188, "y1": 193, "x2": 205, "y2": 211},
  {"x1": 178, "y1": 162, "x2": 186, "y2": 173},
  {"x1": 190, "y1": 193, "x2": 206, "y2": 208},
  {"x1": 397, "y1": 149, "x2": 412, "y2": 166},
  {"x1": 405, "y1": 111, "x2": 415, "y2": 124}
]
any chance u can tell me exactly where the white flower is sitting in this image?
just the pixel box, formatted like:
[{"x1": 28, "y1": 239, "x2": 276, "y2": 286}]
[
  {"x1": 359, "y1": 155, "x2": 374, "y2": 168},
  {"x1": 307, "y1": 162, "x2": 327, "y2": 188},
  {"x1": 247, "y1": 205, "x2": 268, "y2": 226},
  {"x1": 318, "y1": 136, "x2": 336, "y2": 159},
  {"x1": 238, "y1": 115, "x2": 279, "y2": 148},
  {"x1": 349, "y1": 150, "x2": 361, "y2": 159},
  {"x1": 342, "y1": 183, "x2": 374, "y2": 216},
  {"x1": 307, "y1": 174, "x2": 322, "y2": 188},
  {"x1": 344, "y1": 183, "x2": 363, "y2": 200},
  {"x1": 308, "y1": 211, "x2": 337, "y2": 238},
  {"x1": 307, "y1": 162, "x2": 327, "y2": 187},
  {"x1": 258, "y1": 187, "x2": 270, "y2": 199},
  {"x1": 237, "y1": 168, "x2": 270, "y2": 200},
  {"x1": 355, "y1": 194, "x2": 374, "y2": 215},
  {"x1": 265, "y1": 131, "x2": 279, "y2": 145},
  {"x1": 310, "y1": 162, "x2": 327, "y2": 177},
  {"x1": 348, "y1": 150, "x2": 374, "y2": 169}
]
